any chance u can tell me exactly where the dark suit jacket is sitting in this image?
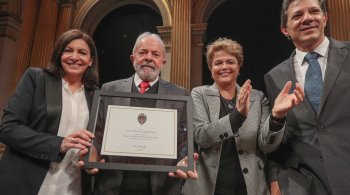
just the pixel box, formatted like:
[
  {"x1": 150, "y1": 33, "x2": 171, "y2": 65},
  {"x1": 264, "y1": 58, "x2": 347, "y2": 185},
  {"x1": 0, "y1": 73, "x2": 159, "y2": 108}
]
[
  {"x1": 0, "y1": 68, "x2": 95, "y2": 195},
  {"x1": 93, "y1": 75, "x2": 189, "y2": 195},
  {"x1": 264, "y1": 38, "x2": 350, "y2": 195}
]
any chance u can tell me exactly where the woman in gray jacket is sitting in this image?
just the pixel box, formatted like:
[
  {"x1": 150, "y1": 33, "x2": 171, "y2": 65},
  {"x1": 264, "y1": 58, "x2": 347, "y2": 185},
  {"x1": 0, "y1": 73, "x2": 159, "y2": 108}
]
[{"x1": 182, "y1": 38, "x2": 304, "y2": 195}]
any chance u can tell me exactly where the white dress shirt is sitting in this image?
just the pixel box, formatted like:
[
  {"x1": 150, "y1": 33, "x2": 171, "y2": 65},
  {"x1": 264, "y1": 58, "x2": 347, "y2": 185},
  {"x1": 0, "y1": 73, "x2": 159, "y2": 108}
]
[
  {"x1": 38, "y1": 79, "x2": 89, "y2": 195},
  {"x1": 293, "y1": 37, "x2": 330, "y2": 88},
  {"x1": 134, "y1": 73, "x2": 159, "y2": 92}
]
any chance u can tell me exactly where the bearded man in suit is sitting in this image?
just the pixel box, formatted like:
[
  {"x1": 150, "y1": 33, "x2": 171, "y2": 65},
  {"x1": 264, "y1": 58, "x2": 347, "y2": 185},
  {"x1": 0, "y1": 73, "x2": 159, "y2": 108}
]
[{"x1": 92, "y1": 32, "x2": 196, "y2": 195}]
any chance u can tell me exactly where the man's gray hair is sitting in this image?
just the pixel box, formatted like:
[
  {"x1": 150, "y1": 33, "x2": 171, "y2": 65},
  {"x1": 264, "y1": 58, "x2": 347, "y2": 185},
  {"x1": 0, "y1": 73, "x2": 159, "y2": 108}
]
[{"x1": 132, "y1": 32, "x2": 166, "y2": 55}]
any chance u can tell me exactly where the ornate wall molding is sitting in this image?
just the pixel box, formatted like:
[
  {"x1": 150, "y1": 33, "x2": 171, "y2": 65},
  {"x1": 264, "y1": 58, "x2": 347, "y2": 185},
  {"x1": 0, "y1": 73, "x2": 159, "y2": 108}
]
[
  {"x1": 192, "y1": 0, "x2": 209, "y2": 23},
  {"x1": 157, "y1": 25, "x2": 172, "y2": 48},
  {"x1": 191, "y1": 23, "x2": 206, "y2": 47},
  {"x1": 74, "y1": 0, "x2": 171, "y2": 35},
  {"x1": 157, "y1": 25, "x2": 172, "y2": 82},
  {"x1": 0, "y1": 0, "x2": 21, "y2": 20},
  {"x1": 0, "y1": 0, "x2": 21, "y2": 40},
  {"x1": 58, "y1": 0, "x2": 77, "y2": 6},
  {"x1": 0, "y1": 17, "x2": 20, "y2": 40},
  {"x1": 190, "y1": 23, "x2": 207, "y2": 89},
  {"x1": 153, "y1": 0, "x2": 172, "y2": 26}
]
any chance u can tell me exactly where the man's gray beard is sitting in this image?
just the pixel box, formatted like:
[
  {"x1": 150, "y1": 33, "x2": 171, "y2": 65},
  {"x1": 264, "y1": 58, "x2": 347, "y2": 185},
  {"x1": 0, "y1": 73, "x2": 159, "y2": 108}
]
[
  {"x1": 134, "y1": 62, "x2": 160, "y2": 82},
  {"x1": 136, "y1": 68, "x2": 160, "y2": 82}
]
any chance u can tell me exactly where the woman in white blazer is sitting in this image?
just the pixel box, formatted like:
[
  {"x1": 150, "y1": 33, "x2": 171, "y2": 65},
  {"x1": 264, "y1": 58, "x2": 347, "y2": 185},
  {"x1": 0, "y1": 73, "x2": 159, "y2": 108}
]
[{"x1": 182, "y1": 38, "x2": 304, "y2": 195}]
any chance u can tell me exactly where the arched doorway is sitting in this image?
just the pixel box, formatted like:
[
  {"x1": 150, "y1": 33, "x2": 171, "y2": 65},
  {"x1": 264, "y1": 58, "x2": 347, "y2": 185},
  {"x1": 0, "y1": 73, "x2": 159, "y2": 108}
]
[
  {"x1": 93, "y1": 4, "x2": 162, "y2": 85},
  {"x1": 203, "y1": 0, "x2": 294, "y2": 93}
]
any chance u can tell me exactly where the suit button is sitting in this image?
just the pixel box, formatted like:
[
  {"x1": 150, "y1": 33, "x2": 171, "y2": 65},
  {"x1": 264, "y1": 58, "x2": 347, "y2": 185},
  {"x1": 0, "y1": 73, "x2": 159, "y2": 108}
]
[
  {"x1": 243, "y1": 168, "x2": 248, "y2": 174},
  {"x1": 219, "y1": 134, "x2": 224, "y2": 140},
  {"x1": 318, "y1": 124, "x2": 325, "y2": 131},
  {"x1": 224, "y1": 132, "x2": 228, "y2": 137},
  {"x1": 238, "y1": 150, "x2": 243, "y2": 155},
  {"x1": 320, "y1": 155, "x2": 324, "y2": 162}
]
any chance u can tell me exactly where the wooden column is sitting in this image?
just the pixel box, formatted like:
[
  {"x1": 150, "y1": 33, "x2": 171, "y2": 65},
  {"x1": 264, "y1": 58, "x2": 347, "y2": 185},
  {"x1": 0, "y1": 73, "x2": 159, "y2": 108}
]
[
  {"x1": 30, "y1": 0, "x2": 59, "y2": 68},
  {"x1": 0, "y1": 0, "x2": 21, "y2": 153},
  {"x1": 170, "y1": 0, "x2": 191, "y2": 89},
  {"x1": 191, "y1": 23, "x2": 207, "y2": 89},
  {"x1": 0, "y1": 0, "x2": 21, "y2": 117},
  {"x1": 13, "y1": 0, "x2": 39, "y2": 88},
  {"x1": 157, "y1": 25, "x2": 172, "y2": 82},
  {"x1": 56, "y1": 0, "x2": 77, "y2": 39},
  {"x1": 328, "y1": 0, "x2": 350, "y2": 41}
]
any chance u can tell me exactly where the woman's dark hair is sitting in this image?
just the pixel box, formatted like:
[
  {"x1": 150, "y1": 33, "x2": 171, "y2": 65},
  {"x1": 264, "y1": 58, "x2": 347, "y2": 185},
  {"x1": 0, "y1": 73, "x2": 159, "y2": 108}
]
[{"x1": 45, "y1": 29, "x2": 99, "y2": 90}]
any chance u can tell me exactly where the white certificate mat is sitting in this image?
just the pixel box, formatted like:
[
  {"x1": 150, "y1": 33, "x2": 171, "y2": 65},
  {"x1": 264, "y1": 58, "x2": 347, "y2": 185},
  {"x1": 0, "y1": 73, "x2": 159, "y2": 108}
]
[{"x1": 101, "y1": 105, "x2": 177, "y2": 159}]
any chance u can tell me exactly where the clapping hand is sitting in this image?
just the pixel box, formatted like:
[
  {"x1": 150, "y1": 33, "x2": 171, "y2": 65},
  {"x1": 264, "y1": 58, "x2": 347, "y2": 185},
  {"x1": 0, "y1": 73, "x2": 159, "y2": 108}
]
[
  {"x1": 236, "y1": 79, "x2": 252, "y2": 117},
  {"x1": 272, "y1": 81, "x2": 304, "y2": 118}
]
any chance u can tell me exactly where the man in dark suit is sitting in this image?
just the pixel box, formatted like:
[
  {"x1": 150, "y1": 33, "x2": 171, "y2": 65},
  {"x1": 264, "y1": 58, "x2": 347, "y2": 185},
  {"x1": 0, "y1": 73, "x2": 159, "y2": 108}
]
[
  {"x1": 264, "y1": 0, "x2": 350, "y2": 194},
  {"x1": 93, "y1": 32, "x2": 195, "y2": 195}
]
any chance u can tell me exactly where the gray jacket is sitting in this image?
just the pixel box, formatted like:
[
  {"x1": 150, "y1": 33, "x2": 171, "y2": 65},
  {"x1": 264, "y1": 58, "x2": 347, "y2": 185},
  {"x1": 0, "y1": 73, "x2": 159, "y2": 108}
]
[{"x1": 182, "y1": 83, "x2": 284, "y2": 195}]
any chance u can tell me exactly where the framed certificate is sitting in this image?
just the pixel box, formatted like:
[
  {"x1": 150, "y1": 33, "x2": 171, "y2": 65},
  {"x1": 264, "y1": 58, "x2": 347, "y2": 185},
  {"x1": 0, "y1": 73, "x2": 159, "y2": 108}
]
[{"x1": 83, "y1": 90, "x2": 194, "y2": 173}]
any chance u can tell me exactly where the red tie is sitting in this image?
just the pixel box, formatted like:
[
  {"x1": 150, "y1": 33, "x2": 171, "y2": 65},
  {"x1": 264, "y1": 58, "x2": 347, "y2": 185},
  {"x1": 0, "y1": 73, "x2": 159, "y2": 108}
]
[{"x1": 139, "y1": 81, "x2": 150, "y2": 94}]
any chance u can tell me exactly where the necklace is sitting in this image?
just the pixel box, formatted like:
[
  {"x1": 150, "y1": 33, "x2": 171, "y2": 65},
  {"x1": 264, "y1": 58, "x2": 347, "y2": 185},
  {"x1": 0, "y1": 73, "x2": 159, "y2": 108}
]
[{"x1": 221, "y1": 96, "x2": 236, "y2": 112}]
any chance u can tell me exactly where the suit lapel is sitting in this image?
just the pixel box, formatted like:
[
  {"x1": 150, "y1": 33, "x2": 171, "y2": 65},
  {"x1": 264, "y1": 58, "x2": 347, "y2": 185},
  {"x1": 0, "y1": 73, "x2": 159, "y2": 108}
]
[
  {"x1": 120, "y1": 76, "x2": 133, "y2": 106},
  {"x1": 123, "y1": 76, "x2": 134, "y2": 92},
  {"x1": 286, "y1": 52, "x2": 316, "y2": 115},
  {"x1": 85, "y1": 89, "x2": 95, "y2": 111},
  {"x1": 156, "y1": 79, "x2": 167, "y2": 108},
  {"x1": 319, "y1": 39, "x2": 348, "y2": 113},
  {"x1": 205, "y1": 84, "x2": 221, "y2": 122},
  {"x1": 286, "y1": 53, "x2": 299, "y2": 84},
  {"x1": 46, "y1": 74, "x2": 62, "y2": 135}
]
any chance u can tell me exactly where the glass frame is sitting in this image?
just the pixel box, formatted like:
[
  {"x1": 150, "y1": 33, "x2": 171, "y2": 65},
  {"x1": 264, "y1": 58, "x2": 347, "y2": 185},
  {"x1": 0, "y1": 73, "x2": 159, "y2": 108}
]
[{"x1": 83, "y1": 90, "x2": 194, "y2": 173}]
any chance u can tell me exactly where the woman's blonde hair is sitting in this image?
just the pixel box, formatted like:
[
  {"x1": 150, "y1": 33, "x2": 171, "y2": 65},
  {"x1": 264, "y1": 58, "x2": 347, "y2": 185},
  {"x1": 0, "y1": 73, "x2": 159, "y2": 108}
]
[{"x1": 206, "y1": 37, "x2": 244, "y2": 70}]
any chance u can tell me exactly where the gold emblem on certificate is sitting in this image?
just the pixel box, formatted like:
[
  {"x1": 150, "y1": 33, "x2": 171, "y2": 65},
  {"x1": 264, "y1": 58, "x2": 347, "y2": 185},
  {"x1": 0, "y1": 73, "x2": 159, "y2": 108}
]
[{"x1": 138, "y1": 113, "x2": 147, "y2": 125}]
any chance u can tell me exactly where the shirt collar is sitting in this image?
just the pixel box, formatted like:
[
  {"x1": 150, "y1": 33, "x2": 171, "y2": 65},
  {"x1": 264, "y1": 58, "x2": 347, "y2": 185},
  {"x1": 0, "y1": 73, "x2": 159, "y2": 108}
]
[
  {"x1": 295, "y1": 37, "x2": 329, "y2": 67},
  {"x1": 133, "y1": 73, "x2": 159, "y2": 87},
  {"x1": 62, "y1": 79, "x2": 85, "y2": 93}
]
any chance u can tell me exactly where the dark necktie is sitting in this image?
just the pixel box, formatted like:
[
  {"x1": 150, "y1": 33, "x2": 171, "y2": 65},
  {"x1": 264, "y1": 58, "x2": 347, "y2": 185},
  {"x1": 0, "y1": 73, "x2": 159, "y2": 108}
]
[
  {"x1": 139, "y1": 81, "x2": 150, "y2": 94},
  {"x1": 304, "y1": 52, "x2": 323, "y2": 113}
]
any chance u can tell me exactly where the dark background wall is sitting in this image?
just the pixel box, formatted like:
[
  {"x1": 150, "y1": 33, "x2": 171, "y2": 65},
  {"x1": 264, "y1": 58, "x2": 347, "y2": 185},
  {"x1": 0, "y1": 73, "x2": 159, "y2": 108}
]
[
  {"x1": 93, "y1": 5, "x2": 162, "y2": 86},
  {"x1": 93, "y1": 1, "x2": 294, "y2": 94},
  {"x1": 203, "y1": 0, "x2": 294, "y2": 93}
]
